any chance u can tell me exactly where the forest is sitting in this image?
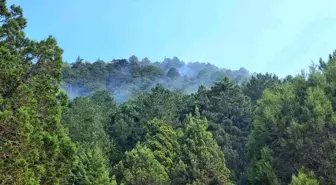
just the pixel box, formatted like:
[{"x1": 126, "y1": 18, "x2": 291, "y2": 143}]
[
  {"x1": 1, "y1": 1, "x2": 336, "y2": 185},
  {"x1": 61, "y1": 55, "x2": 251, "y2": 103}
]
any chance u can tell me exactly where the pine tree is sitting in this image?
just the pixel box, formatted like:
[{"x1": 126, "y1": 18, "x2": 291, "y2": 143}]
[
  {"x1": 242, "y1": 73, "x2": 280, "y2": 106},
  {"x1": 62, "y1": 96, "x2": 116, "y2": 184},
  {"x1": 143, "y1": 119, "x2": 180, "y2": 172},
  {"x1": 67, "y1": 146, "x2": 116, "y2": 185},
  {"x1": 178, "y1": 111, "x2": 232, "y2": 185},
  {"x1": 188, "y1": 77, "x2": 251, "y2": 183},
  {"x1": 62, "y1": 97, "x2": 110, "y2": 150},
  {"x1": 0, "y1": 1, "x2": 75, "y2": 184},
  {"x1": 248, "y1": 147, "x2": 279, "y2": 185},
  {"x1": 248, "y1": 58, "x2": 336, "y2": 185},
  {"x1": 289, "y1": 170, "x2": 319, "y2": 185},
  {"x1": 118, "y1": 144, "x2": 170, "y2": 185}
]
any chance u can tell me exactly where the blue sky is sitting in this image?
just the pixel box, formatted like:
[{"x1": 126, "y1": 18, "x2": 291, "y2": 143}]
[{"x1": 10, "y1": 0, "x2": 336, "y2": 77}]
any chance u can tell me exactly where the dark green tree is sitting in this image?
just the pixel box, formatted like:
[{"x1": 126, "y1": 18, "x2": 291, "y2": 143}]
[
  {"x1": 178, "y1": 111, "x2": 232, "y2": 185},
  {"x1": 62, "y1": 97, "x2": 110, "y2": 150},
  {"x1": 62, "y1": 95, "x2": 116, "y2": 184},
  {"x1": 242, "y1": 73, "x2": 280, "y2": 106},
  {"x1": 185, "y1": 77, "x2": 251, "y2": 184},
  {"x1": 109, "y1": 101, "x2": 143, "y2": 157},
  {"x1": 248, "y1": 147, "x2": 279, "y2": 185},
  {"x1": 136, "y1": 84, "x2": 184, "y2": 126},
  {"x1": 167, "y1": 67, "x2": 181, "y2": 78}
]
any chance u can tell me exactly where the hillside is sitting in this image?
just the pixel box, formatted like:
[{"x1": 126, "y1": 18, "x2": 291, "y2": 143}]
[
  {"x1": 2, "y1": 1, "x2": 336, "y2": 185},
  {"x1": 61, "y1": 56, "x2": 251, "y2": 102}
]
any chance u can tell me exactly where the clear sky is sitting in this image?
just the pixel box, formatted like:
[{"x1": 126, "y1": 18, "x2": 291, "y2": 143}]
[{"x1": 10, "y1": 0, "x2": 336, "y2": 77}]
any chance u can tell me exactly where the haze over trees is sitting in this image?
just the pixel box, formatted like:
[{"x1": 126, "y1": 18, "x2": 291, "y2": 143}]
[
  {"x1": 61, "y1": 55, "x2": 251, "y2": 103},
  {"x1": 1, "y1": 1, "x2": 336, "y2": 185}
]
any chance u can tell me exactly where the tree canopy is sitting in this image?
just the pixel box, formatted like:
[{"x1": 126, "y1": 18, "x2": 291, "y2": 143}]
[{"x1": 2, "y1": 1, "x2": 336, "y2": 185}]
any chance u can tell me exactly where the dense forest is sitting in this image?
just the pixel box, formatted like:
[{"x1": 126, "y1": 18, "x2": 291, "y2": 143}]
[
  {"x1": 61, "y1": 55, "x2": 251, "y2": 103},
  {"x1": 1, "y1": 1, "x2": 336, "y2": 185}
]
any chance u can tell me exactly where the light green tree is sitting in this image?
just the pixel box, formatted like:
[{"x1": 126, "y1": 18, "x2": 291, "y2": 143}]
[
  {"x1": 143, "y1": 119, "x2": 180, "y2": 171},
  {"x1": 67, "y1": 146, "x2": 117, "y2": 185},
  {"x1": 0, "y1": 1, "x2": 76, "y2": 184},
  {"x1": 118, "y1": 144, "x2": 170, "y2": 185},
  {"x1": 289, "y1": 170, "x2": 319, "y2": 185}
]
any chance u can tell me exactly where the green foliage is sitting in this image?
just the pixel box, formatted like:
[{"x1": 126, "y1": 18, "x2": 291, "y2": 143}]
[
  {"x1": 108, "y1": 84, "x2": 184, "y2": 161},
  {"x1": 62, "y1": 97, "x2": 110, "y2": 150},
  {"x1": 67, "y1": 146, "x2": 116, "y2": 185},
  {"x1": 289, "y1": 170, "x2": 319, "y2": 185},
  {"x1": 61, "y1": 55, "x2": 250, "y2": 103},
  {"x1": 61, "y1": 94, "x2": 117, "y2": 184},
  {"x1": 248, "y1": 147, "x2": 280, "y2": 185},
  {"x1": 242, "y1": 73, "x2": 280, "y2": 106},
  {"x1": 116, "y1": 114, "x2": 232, "y2": 185},
  {"x1": 136, "y1": 84, "x2": 184, "y2": 126},
  {"x1": 90, "y1": 90, "x2": 117, "y2": 129},
  {"x1": 184, "y1": 77, "x2": 251, "y2": 184},
  {"x1": 144, "y1": 119, "x2": 180, "y2": 170},
  {"x1": 248, "y1": 53, "x2": 336, "y2": 185},
  {"x1": 4, "y1": 2, "x2": 336, "y2": 184},
  {"x1": 177, "y1": 113, "x2": 232, "y2": 185},
  {"x1": 0, "y1": 1, "x2": 76, "y2": 184},
  {"x1": 109, "y1": 100, "x2": 143, "y2": 157},
  {"x1": 118, "y1": 144, "x2": 170, "y2": 185}
]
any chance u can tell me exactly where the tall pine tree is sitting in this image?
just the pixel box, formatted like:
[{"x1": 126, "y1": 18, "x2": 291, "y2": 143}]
[{"x1": 0, "y1": 1, "x2": 75, "y2": 184}]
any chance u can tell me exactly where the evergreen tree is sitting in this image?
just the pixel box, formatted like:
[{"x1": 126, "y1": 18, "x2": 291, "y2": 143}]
[
  {"x1": 186, "y1": 77, "x2": 251, "y2": 183},
  {"x1": 248, "y1": 147, "x2": 280, "y2": 185},
  {"x1": 242, "y1": 73, "x2": 280, "y2": 106},
  {"x1": 289, "y1": 170, "x2": 319, "y2": 185},
  {"x1": 62, "y1": 96, "x2": 116, "y2": 184},
  {"x1": 109, "y1": 101, "x2": 143, "y2": 157},
  {"x1": 62, "y1": 97, "x2": 110, "y2": 150},
  {"x1": 0, "y1": 1, "x2": 75, "y2": 184},
  {"x1": 143, "y1": 119, "x2": 180, "y2": 172},
  {"x1": 108, "y1": 84, "x2": 184, "y2": 162},
  {"x1": 248, "y1": 55, "x2": 336, "y2": 185},
  {"x1": 67, "y1": 146, "x2": 117, "y2": 185},
  {"x1": 167, "y1": 67, "x2": 181, "y2": 78},
  {"x1": 178, "y1": 111, "x2": 232, "y2": 185},
  {"x1": 118, "y1": 144, "x2": 170, "y2": 185}
]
